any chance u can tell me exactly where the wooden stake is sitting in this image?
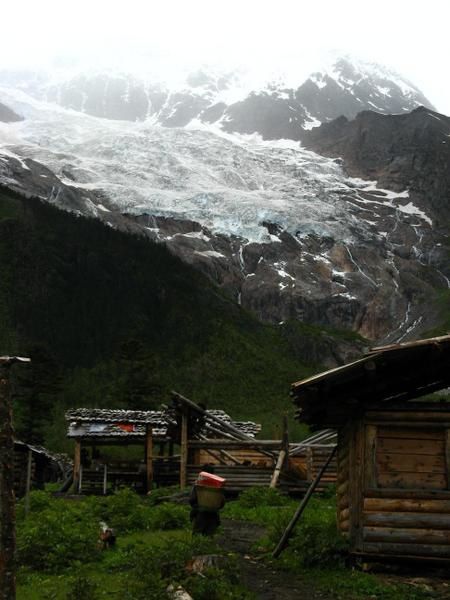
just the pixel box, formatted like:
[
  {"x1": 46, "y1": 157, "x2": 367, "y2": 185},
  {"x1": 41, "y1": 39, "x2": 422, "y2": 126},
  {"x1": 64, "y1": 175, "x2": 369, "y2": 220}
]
[
  {"x1": 270, "y1": 450, "x2": 286, "y2": 488},
  {"x1": 146, "y1": 426, "x2": 153, "y2": 493},
  {"x1": 272, "y1": 446, "x2": 337, "y2": 558},
  {"x1": 180, "y1": 410, "x2": 188, "y2": 489}
]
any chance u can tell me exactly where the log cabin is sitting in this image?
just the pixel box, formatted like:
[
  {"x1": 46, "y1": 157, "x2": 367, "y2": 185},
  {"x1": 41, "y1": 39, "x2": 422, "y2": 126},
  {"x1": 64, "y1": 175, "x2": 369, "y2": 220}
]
[{"x1": 291, "y1": 334, "x2": 450, "y2": 564}]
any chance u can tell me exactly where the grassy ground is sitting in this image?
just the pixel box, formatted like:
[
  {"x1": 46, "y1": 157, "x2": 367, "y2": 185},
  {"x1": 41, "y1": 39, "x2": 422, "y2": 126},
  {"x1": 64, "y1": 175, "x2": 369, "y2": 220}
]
[{"x1": 16, "y1": 487, "x2": 441, "y2": 600}]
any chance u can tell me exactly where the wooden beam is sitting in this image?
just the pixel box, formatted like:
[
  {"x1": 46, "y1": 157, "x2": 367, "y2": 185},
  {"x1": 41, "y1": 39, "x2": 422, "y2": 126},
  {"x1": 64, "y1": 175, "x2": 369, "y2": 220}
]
[
  {"x1": 270, "y1": 450, "x2": 286, "y2": 488},
  {"x1": 145, "y1": 426, "x2": 153, "y2": 493},
  {"x1": 188, "y1": 440, "x2": 282, "y2": 450},
  {"x1": 272, "y1": 445, "x2": 337, "y2": 558},
  {"x1": 180, "y1": 411, "x2": 188, "y2": 489}
]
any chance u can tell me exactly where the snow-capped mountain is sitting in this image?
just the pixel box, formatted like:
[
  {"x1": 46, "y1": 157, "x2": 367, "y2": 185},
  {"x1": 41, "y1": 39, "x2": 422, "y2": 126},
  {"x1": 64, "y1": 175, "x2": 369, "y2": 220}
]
[
  {"x1": 0, "y1": 73, "x2": 448, "y2": 344},
  {"x1": 0, "y1": 57, "x2": 433, "y2": 139}
]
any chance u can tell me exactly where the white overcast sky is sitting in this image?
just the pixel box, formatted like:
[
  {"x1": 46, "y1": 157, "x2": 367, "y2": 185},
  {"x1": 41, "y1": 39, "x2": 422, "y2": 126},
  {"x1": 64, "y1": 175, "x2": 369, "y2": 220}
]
[{"x1": 2, "y1": 0, "x2": 450, "y2": 114}]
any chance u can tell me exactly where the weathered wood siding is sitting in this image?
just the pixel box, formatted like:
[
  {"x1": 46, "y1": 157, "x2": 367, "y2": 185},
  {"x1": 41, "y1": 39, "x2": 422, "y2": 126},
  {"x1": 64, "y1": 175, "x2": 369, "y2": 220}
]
[
  {"x1": 197, "y1": 449, "x2": 273, "y2": 467},
  {"x1": 344, "y1": 409, "x2": 450, "y2": 561},
  {"x1": 336, "y1": 424, "x2": 351, "y2": 536}
]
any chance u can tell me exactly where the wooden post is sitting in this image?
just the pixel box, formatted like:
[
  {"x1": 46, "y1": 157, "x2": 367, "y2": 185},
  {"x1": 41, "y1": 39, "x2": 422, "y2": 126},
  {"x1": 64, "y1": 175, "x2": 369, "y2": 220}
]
[
  {"x1": 282, "y1": 415, "x2": 289, "y2": 457},
  {"x1": 272, "y1": 446, "x2": 337, "y2": 558},
  {"x1": 73, "y1": 440, "x2": 81, "y2": 493},
  {"x1": 270, "y1": 450, "x2": 287, "y2": 488},
  {"x1": 0, "y1": 364, "x2": 15, "y2": 600},
  {"x1": 24, "y1": 450, "x2": 33, "y2": 516},
  {"x1": 0, "y1": 358, "x2": 30, "y2": 600},
  {"x1": 180, "y1": 410, "x2": 188, "y2": 489},
  {"x1": 103, "y1": 464, "x2": 108, "y2": 496},
  {"x1": 146, "y1": 426, "x2": 153, "y2": 492},
  {"x1": 306, "y1": 446, "x2": 313, "y2": 481}
]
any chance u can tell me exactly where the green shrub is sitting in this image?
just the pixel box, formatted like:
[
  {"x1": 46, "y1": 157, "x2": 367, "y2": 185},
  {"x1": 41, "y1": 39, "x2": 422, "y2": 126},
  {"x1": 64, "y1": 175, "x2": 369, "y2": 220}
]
[
  {"x1": 17, "y1": 500, "x2": 100, "y2": 571},
  {"x1": 236, "y1": 487, "x2": 290, "y2": 508},
  {"x1": 66, "y1": 575, "x2": 99, "y2": 600},
  {"x1": 288, "y1": 520, "x2": 348, "y2": 567},
  {"x1": 89, "y1": 488, "x2": 145, "y2": 532},
  {"x1": 145, "y1": 503, "x2": 190, "y2": 531}
]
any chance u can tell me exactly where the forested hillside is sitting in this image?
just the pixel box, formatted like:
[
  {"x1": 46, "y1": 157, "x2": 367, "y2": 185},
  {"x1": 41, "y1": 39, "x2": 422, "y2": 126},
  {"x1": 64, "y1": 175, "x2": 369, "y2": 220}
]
[{"x1": 0, "y1": 186, "x2": 363, "y2": 450}]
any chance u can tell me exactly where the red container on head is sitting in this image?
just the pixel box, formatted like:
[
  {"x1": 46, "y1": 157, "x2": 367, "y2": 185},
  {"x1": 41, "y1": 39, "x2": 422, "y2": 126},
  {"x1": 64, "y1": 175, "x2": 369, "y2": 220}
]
[{"x1": 196, "y1": 471, "x2": 226, "y2": 488}]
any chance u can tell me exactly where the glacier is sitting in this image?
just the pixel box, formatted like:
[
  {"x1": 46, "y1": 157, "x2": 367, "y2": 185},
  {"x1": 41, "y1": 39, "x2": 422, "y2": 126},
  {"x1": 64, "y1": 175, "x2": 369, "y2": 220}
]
[{"x1": 0, "y1": 86, "x2": 431, "y2": 247}]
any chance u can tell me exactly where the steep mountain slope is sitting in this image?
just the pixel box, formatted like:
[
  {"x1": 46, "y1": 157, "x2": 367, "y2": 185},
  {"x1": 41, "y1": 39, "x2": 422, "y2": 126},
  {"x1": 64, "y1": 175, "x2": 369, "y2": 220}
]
[
  {"x1": 1, "y1": 82, "x2": 447, "y2": 343},
  {"x1": 0, "y1": 57, "x2": 433, "y2": 138},
  {"x1": 302, "y1": 106, "x2": 450, "y2": 226},
  {"x1": 0, "y1": 185, "x2": 363, "y2": 449}
]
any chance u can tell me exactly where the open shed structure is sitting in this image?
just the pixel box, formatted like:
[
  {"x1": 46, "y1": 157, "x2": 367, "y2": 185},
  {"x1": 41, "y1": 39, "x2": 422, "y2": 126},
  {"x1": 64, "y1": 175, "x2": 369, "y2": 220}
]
[
  {"x1": 291, "y1": 334, "x2": 450, "y2": 564},
  {"x1": 66, "y1": 393, "x2": 338, "y2": 495}
]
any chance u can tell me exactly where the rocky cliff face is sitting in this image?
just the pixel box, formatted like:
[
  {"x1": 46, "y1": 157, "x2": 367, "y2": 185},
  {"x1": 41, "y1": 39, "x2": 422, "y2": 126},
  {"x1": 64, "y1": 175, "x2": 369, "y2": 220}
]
[{"x1": 301, "y1": 107, "x2": 450, "y2": 226}]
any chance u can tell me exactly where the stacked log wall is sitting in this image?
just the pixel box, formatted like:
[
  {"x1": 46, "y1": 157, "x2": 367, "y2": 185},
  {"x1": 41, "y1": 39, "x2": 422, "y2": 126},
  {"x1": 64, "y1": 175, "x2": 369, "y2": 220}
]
[
  {"x1": 336, "y1": 424, "x2": 351, "y2": 536},
  {"x1": 357, "y1": 409, "x2": 450, "y2": 561}
]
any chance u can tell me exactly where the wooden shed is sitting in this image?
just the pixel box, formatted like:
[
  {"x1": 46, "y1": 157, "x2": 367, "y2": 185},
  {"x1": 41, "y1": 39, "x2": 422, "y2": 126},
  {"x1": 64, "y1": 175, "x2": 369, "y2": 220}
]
[{"x1": 291, "y1": 334, "x2": 450, "y2": 564}]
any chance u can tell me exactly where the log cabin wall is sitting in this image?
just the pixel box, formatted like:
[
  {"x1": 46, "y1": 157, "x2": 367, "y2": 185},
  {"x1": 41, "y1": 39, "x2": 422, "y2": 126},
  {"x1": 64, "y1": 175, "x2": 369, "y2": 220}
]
[
  {"x1": 352, "y1": 407, "x2": 450, "y2": 561},
  {"x1": 336, "y1": 423, "x2": 352, "y2": 537}
]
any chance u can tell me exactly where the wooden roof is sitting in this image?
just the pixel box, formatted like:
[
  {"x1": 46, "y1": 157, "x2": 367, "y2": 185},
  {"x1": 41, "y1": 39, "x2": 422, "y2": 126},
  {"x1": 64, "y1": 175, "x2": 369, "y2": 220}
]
[
  {"x1": 65, "y1": 407, "x2": 261, "y2": 441},
  {"x1": 291, "y1": 334, "x2": 450, "y2": 428}
]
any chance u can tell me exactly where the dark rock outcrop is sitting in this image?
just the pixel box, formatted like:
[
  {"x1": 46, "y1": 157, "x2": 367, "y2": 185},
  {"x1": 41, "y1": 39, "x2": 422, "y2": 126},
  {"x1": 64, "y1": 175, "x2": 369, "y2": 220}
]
[{"x1": 301, "y1": 107, "x2": 450, "y2": 225}]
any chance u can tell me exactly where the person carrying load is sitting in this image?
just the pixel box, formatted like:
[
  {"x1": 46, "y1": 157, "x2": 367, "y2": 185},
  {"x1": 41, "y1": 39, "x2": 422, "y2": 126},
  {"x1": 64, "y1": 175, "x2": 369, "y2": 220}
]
[{"x1": 189, "y1": 467, "x2": 225, "y2": 535}]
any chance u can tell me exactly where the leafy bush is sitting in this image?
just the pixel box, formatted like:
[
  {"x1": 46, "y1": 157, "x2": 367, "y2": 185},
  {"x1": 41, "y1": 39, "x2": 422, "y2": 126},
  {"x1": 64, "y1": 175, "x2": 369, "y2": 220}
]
[
  {"x1": 144, "y1": 503, "x2": 190, "y2": 531},
  {"x1": 237, "y1": 487, "x2": 290, "y2": 508},
  {"x1": 17, "y1": 498, "x2": 99, "y2": 571},
  {"x1": 66, "y1": 575, "x2": 99, "y2": 600},
  {"x1": 86, "y1": 488, "x2": 145, "y2": 532}
]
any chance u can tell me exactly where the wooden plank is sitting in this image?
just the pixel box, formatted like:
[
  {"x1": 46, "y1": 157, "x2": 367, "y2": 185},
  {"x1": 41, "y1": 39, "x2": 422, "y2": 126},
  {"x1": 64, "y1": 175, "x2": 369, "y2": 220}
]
[
  {"x1": 377, "y1": 472, "x2": 446, "y2": 489},
  {"x1": 377, "y1": 438, "x2": 445, "y2": 455},
  {"x1": 362, "y1": 542, "x2": 450, "y2": 558},
  {"x1": 364, "y1": 497, "x2": 450, "y2": 513},
  {"x1": 446, "y1": 429, "x2": 450, "y2": 491},
  {"x1": 366, "y1": 412, "x2": 450, "y2": 423},
  {"x1": 363, "y1": 526, "x2": 450, "y2": 545},
  {"x1": 364, "y1": 425, "x2": 377, "y2": 489},
  {"x1": 349, "y1": 420, "x2": 364, "y2": 552},
  {"x1": 375, "y1": 427, "x2": 445, "y2": 440},
  {"x1": 364, "y1": 511, "x2": 450, "y2": 529},
  {"x1": 376, "y1": 453, "x2": 445, "y2": 474},
  {"x1": 365, "y1": 488, "x2": 450, "y2": 500},
  {"x1": 188, "y1": 440, "x2": 282, "y2": 450}
]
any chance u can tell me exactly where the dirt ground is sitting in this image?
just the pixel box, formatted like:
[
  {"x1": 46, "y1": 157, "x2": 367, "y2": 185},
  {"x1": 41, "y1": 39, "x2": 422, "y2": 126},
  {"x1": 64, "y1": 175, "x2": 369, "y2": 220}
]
[
  {"x1": 219, "y1": 519, "x2": 450, "y2": 600},
  {"x1": 219, "y1": 519, "x2": 334, "y2": 599}
]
